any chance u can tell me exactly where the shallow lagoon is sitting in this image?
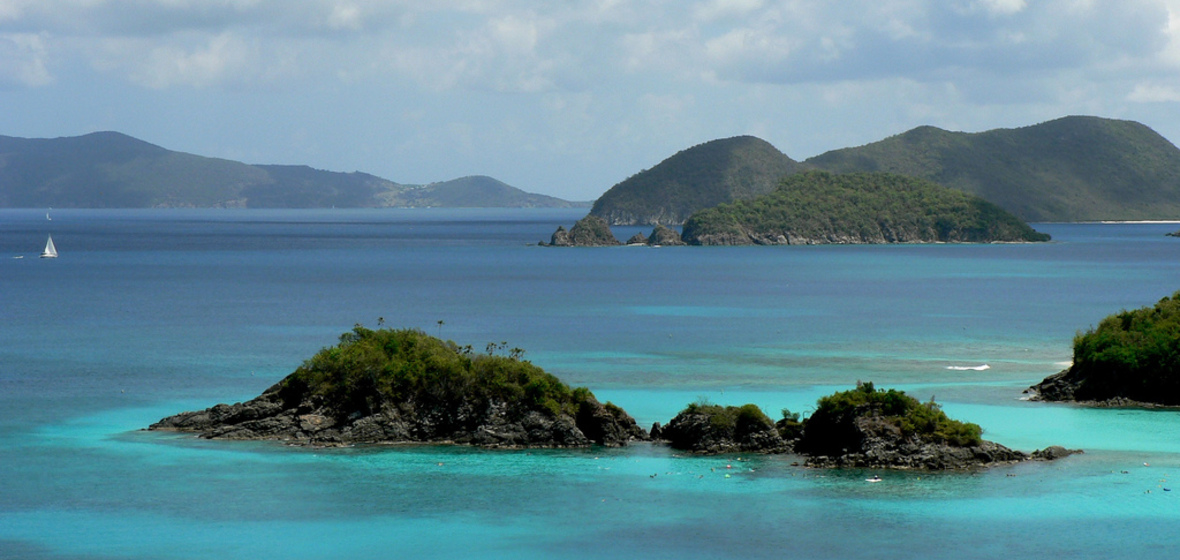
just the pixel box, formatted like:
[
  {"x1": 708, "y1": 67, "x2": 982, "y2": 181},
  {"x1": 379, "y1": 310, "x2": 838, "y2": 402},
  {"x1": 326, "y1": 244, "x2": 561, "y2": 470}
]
[{"x1": 2, "y1": 209, "x2": 1179, "y2": 559}]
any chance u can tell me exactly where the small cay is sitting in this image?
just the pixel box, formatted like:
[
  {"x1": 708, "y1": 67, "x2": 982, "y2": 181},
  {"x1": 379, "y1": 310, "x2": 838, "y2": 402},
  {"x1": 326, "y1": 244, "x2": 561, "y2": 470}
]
[
  {"x1": 151, "y1": 327, "x2": 647, "y2": 448},
  {"x1": 655, "y1": 382, "x2": 1079, "y2": 469}
]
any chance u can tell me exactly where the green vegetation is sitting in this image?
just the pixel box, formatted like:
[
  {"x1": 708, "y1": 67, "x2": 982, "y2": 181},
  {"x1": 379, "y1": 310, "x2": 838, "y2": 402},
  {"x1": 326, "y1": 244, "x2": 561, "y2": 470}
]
[
  {"x1": 801, "y1": 382, "x2": 983, "y2": 452},
  {"x1": 279, "y1": 326, "x2": 600, "y2": 420},
  {"x1": 590, "y1": 136, "x2": 805, "y2": 225},
  {"x1": 680, "y1": 171, "x2": 1049, "y2": 245},
  {"x1": 680, "y1": 401, "x2": 775, "y2": 438},
  {"x1": 822, "y1": 382, "x2": 981, "y2": 445},
  {"x1": 390, "y1": 176, "x2": 584, "y2": 208},
  {"x1": 1067, "y1": 292, "x2": 1180, "y2": 404},
  {"x1": 776, "y1": 408, "x2": 804, "y2": 441},
  {"x1": 807, "y1": 116, "x2": 1180, "y2": 222}
]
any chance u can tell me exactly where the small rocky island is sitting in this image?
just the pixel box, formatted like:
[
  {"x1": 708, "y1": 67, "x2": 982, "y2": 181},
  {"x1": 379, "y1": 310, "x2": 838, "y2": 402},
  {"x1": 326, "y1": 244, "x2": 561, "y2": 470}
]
[
  {"x1": 547, "y1": 171, "x2": 1050, "y2": 247},
  {"x1": 1029, "y1": 291, "x2": 1180, "y2": 407},
  {"x1": 656, "y1": 382, "x2": 1078, "y2": 469},
  {"x1": 151, "y1": 326, "x2": 648, "y2": 448},
  {"x1": 680, "y1": 171, "x2": 1051, "y2": 245},
  {"x1": 542, "y1": 215, "x2": 621, "y2": 247},
  {"x1": 626, "y1": 224, "x2": 686, "y2": 246}
]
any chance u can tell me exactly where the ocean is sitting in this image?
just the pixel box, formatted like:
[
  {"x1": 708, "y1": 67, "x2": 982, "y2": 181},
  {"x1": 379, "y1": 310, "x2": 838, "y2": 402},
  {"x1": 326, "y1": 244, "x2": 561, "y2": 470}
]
[{"x1": 2, "y1": 208, "x2": 1179, "y2": 559}]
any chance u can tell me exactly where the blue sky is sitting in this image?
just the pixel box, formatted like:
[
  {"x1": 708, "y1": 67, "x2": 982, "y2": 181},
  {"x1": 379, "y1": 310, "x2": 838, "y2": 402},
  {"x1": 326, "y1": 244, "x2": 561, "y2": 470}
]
[{"x1": 2, "y1": 0, "x2": 1179, "y2": 201}]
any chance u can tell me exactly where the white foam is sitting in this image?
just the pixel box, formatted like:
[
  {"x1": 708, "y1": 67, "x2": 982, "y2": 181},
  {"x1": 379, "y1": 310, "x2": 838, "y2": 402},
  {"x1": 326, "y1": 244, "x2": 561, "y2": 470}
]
[{"x1": 946, "y1": 364, "x2": 990, "y2": 371}]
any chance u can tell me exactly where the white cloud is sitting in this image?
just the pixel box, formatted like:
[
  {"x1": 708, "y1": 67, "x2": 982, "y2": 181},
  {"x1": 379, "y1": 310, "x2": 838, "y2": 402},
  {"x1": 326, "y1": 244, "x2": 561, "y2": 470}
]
[
  {"x1": 326, "y1": 3, "x2": 363, "y2": 31},
  {"x1": 972, "y1": 0, "x2": 1027, "y2": 16},
  {"x1": 1129, "y1": 83, "x2": 1180, "y2": 103},
  {"x1": 0, "y1": 32, "x2": 51, "y2": 86},
  {"x1": 98, "y1": 31, "x2": 298, "y2": 89},
  {"x1": 694, "y1": 0, "x2": 765, "y2": 22}
]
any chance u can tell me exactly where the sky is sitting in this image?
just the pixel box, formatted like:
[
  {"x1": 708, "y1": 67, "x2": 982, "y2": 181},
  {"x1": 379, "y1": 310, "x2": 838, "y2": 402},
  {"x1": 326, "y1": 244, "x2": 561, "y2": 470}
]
[{"x1": 2, "y1": 0, "x2": 1180, "y2": 201}]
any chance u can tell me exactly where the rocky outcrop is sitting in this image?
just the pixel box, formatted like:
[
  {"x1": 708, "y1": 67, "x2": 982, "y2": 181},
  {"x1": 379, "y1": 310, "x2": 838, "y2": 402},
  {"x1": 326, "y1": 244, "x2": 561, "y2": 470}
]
[
  {"x1": 647, "y1": 224, "x2": 686, "y2": 246},
  {"x1": 657, "y1": 403, "x2": 789, "y2": 454},
  {"x1": 1026, "y1": 370, "x2": 1180, "y2": 408},
  {"x1": 624, "y1": 225, "x2": 685, "y2": 246},
  {"x1": 151, "y1": 327, "x2": 648, "y2": 448},
  {"x1": 625, "y1": 232, "x2": 649, "y2": 245},
  {"x1": 658, "y1": 384, "x2": 1081, "y2": 470},
  {"x1": 544, "y1": 215, "x2": 621, "y2": 246},
  {"x1": 1026, "y1": 370, "x2": 1080, "y2": 403},
  {"x1": 549, "y1": 225, "x2": 572, "y2": 246},
  {"x1": 797, "y1": 413, "x2": 1059, "y2": 470},
  {"x1": 152, "y1": 380, "x2": 648, "y2": 448},
  {"x1": 795, "y1": 393, "x2": 1080, "y2": 470}
]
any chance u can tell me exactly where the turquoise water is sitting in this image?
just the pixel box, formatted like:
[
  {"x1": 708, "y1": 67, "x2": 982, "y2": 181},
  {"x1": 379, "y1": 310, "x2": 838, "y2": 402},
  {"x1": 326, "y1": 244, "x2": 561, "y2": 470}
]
[{"x1": 3, "y1": 209, "x2": 1180, "y2": 559}]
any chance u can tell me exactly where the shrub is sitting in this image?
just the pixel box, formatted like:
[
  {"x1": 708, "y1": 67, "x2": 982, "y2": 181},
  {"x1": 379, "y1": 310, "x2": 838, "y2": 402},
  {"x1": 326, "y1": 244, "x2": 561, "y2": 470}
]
[
  {"x1": 1068, "y1": 292, "x2": 1180, "y2": 404},
  {"x1": 810, "y1": 382, "x2": 983, "y2": 447},
  {"x1": 283, "y1": 326, "x2": 596, "y2": 419}
]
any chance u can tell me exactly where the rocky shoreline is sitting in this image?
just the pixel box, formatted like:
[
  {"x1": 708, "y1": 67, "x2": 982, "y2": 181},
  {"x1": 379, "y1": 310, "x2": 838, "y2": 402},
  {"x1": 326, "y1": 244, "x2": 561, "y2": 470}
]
[
  {"x1": 151, "y1": 379, "x2": 649, "y2": 448},
  {"x1": 647, "y1": 384, "x2": 1080, "y2": 470},
  {"x1": 1026, "y1": 371, "x2": 1180, "y2": 409}
]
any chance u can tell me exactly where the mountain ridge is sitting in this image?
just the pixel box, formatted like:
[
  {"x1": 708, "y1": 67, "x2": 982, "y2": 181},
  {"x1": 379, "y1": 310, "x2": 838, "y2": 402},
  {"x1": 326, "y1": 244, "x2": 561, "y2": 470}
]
[
  {"x1": 0, "y1": 131, "x2": 579, "y2": 209},
  {"x1": 805, "y1": 116, "x2": 1180, "y2": 222}
]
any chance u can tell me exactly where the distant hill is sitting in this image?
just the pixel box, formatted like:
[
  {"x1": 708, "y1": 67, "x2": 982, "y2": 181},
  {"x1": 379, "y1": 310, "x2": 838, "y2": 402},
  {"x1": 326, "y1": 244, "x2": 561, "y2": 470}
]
[
  {"x1": 806, "y1": 116, "x2": 1180, "y2": 222},
  {"x1": 680, "y1": 171, "x2": 1050, "y2": 245},
  {"x1": 390, "y1": 176, "x2": 585, "y2": 208},
  {"x1": 589, "y1": 136, "x2": 806, "y2": 225},
  {"x1": 0, "y1": 132, "x2": 267, "y2": 207},
  {"x1": 0, "y1": 132, "x2": 578, "y2": 209},
  {"x1": 247, "y1": 165, "x2": 402, "y2": 208}
]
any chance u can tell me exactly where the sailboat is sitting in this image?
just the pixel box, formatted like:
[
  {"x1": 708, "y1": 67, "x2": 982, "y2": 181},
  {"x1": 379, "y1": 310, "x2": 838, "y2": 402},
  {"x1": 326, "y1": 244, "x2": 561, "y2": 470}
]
[{"x1": 40, "y1": 235, "x2": 58, "y2": 258}]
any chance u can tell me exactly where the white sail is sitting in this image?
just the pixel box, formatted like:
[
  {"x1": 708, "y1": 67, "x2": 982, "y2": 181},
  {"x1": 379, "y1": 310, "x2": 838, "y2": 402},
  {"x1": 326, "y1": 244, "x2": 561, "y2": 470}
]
[{"x1": 40, "y1": 235, "x2": 57, "y2": 258}]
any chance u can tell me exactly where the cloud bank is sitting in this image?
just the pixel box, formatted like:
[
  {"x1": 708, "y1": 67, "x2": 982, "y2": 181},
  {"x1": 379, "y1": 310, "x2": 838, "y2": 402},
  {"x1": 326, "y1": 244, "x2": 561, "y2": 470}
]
[{"x1": 1, "y1": 0, "x2": 1179, "y2": 199}]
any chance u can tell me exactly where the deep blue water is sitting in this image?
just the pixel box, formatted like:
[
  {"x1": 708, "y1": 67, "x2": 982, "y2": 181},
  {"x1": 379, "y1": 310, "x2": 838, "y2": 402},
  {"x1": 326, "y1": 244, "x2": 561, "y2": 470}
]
[{"x1": 3, "y1": 209, "x2": 1180, "y2": 559}]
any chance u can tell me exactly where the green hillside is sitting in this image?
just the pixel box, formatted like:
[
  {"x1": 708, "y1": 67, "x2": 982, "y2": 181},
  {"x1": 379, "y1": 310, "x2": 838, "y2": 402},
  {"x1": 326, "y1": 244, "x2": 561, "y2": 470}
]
[
  {"x1": 392, "y1": 176, "x2": 585, "y2": 208},
  {"x1": 246, "y1": 165, "x2": 401, "y2": 208},
  {"x1": 680, "y1": 171, "x2": 1049, "y2": 245},
  {"x1": 806, "y1": 116, "x2": 1180, "y2": 222},
  {"x1": 0, "y1": 132, "x2": 579, "y2": 209},
  {"x1": 589, "y1": 135, "x2": 806, "y2": 225},
  {"x1": 0, "y1": 132, "x2": 267, "y2": 207}
]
